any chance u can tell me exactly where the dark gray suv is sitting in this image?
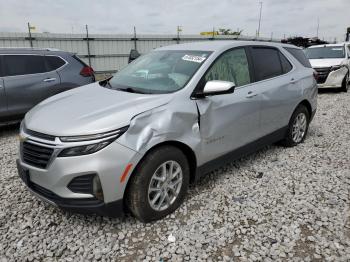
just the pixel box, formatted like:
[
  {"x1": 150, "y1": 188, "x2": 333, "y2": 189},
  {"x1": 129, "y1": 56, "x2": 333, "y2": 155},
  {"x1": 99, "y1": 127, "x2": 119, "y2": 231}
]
[{"x1": 0, "y1": 48, "x2": 95, "y2": 125}]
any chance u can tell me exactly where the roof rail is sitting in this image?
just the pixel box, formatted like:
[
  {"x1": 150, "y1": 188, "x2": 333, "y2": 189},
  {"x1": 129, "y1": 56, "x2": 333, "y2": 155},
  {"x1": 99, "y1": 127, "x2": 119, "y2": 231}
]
[{"x1": 0, "y1": 47, "x2": 61, "y2": 51}]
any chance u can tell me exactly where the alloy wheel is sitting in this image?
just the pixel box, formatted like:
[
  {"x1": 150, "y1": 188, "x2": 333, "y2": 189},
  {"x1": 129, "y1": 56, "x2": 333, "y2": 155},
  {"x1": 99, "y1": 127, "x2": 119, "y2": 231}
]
[
  {"x1": 148, "y1": 160, "x2": 183, "y2": 211},
  {"x1": 292, "y1": 113, "x2": 307, "y2": 143}
]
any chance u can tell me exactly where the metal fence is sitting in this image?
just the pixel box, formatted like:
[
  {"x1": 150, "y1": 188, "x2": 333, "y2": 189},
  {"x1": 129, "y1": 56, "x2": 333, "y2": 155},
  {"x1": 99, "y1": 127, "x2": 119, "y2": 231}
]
[{"x1": 0, "y1": 32, "x2": 279, "y2": 73}]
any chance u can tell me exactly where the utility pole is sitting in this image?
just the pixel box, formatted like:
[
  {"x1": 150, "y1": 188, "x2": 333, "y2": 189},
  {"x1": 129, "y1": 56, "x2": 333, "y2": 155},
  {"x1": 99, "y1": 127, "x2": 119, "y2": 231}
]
[
  {"x1": 27, "y1": 22, "x2": 33, "y2": 47},
  {"x1": 212, "y1": 27, "x2": 215, "y2": 39},
  {"x1": 257, "y1": 1, "x2": 263, "y2": 37},
  {"x1": 133, "y1": 26, "x2": 137, "y2": 50},
  {"x1": 316, "y1": 17, "x2": 320, "y2": 38},
  {"x1": 85, "y1": 24, "x2": 92, "y2": 67}
]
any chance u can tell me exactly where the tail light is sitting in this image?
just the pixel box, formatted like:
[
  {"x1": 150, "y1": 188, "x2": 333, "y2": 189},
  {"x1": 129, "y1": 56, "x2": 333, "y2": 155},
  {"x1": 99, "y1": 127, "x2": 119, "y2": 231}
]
[
  {"x1": 80, "y1": 66, "x2": 94, "y2": 77},
  {"x1": 313, "y1": 71, "x2": 318, "y2": 81}
]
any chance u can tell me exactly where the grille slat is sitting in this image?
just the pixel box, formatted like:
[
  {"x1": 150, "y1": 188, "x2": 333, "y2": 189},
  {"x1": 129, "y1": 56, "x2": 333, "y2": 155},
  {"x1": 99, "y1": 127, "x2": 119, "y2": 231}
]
[
  {"x1": 22, "y1": 142, "x2": 54, "y2": 169},
  {"x1": 314, "y1": 67, "x2": 331, "y2": 84}
]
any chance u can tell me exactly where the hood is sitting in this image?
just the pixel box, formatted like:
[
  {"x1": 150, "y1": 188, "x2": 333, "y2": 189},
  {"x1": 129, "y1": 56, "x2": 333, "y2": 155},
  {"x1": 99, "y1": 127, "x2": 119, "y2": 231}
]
[
  {"x1": 25, "y1": 82, "x2": 173, "y2": 136},
  {"x1": 309, "y1": 58, "x2": 346, "y2": 68}
]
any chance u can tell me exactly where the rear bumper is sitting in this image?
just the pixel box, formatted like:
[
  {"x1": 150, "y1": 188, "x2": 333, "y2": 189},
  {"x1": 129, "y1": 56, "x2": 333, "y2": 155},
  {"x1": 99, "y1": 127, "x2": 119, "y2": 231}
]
[{"x1": 17, "y1": 159, "x2": 124, "y2": 217}]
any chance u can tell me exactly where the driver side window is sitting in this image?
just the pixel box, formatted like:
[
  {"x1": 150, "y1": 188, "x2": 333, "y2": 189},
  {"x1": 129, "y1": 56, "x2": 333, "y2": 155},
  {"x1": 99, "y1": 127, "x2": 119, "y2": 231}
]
[{"x1": 205, "y1": 48, "x2": 251, "y2": 87}]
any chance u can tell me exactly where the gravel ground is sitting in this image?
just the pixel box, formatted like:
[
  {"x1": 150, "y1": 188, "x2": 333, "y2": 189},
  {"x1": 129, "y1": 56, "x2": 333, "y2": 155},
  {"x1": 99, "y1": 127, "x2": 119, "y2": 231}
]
[{"x1": 0, "y1": 90, "x2": 349, "y2": 261}]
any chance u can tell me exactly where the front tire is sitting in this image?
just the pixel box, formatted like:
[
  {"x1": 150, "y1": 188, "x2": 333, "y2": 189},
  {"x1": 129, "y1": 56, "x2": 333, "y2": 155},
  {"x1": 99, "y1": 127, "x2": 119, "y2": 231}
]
[
  {"x1": 126, "y1": 146, "x2": 190, "y2": 222},
  {"x1": 280, "y1": 105, "x2": 310, "y2": 147}
]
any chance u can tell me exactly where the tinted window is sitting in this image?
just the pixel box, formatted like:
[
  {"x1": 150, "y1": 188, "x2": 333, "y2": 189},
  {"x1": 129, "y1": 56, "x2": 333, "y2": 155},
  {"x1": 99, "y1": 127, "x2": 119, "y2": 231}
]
[
  {"x1": 4, "y1": 55, "x2": 46, "y2": 77},
  {"x1": 251, "y1": 47, "x2": 283, "y2": 81},
  {"x1": 205, "y1": 48, "x2": 251, "y2": 86},
  {"x1": 46, "y1": 56, "x2": 66, "y2": 70},
  {"x1": 279, "y1": 52, "x2": 293, "y2": 73},
  {"x1": 0, "y1": 56, "x2": 3, "y2": 77},
  {"x1": 284, "y1": 47, "x2": 312, "y2": 68}
]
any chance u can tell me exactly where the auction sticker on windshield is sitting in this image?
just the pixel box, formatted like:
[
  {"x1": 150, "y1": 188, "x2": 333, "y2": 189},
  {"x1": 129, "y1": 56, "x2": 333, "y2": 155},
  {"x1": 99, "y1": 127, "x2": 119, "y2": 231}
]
[{"x1": 182, "y1": 54, "x2": 207, "y2": 63}]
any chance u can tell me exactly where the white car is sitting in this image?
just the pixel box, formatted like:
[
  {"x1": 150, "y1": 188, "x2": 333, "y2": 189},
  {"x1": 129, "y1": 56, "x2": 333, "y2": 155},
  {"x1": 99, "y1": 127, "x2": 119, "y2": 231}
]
[{"x1": 305, "y1": 43, "x2": 350, "y2": 91}]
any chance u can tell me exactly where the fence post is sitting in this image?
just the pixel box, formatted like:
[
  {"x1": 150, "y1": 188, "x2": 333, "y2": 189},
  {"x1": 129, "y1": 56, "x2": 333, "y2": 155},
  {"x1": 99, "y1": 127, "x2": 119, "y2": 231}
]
[
  {"x1": 27, "y1": 22, "x2": 33, "y2": 47},
  {"x1": 133, "y1": 26, "x2": 137, "y2": 50},
  {"x1": 85, "y1": 24, "x2": 92, "y2": 67}
]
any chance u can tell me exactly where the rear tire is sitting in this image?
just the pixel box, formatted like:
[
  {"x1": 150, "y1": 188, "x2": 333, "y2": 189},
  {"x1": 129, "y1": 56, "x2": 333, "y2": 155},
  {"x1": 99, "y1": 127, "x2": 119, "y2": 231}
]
[
  {"x1": 340, "y1": 73, "x2": 349, "y2": 92},
  {"x1": 280, "y1": 105, "x2": 310, "y2": 147},
  {"x1": 126, "y1": 146, "x2": 190, "y2": 223}
]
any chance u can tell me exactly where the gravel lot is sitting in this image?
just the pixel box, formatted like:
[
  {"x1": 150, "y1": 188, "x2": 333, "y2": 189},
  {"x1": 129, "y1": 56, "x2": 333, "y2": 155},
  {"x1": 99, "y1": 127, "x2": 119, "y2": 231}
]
[{"x1": 0, "y1": 90, "x2": 349, "y2": 261}]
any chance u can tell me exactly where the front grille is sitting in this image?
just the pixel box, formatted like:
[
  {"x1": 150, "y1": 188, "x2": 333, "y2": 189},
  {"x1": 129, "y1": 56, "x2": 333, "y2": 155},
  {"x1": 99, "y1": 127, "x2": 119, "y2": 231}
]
[
  {"x1": 22, "y1": 142, "x2": 54, "y2": 169},
  {"x1": 314, "y1": 67, "x2": 331, "y2": 84},
  {"x1": 25, "y1": 129, "x2": 56, "y2": 141},
  {"x1": 68, "y1": 174, "x2": 95, "y2": 194},
  {"x1": 30, "y1": 182, "x2": 102, "y2": 206}
]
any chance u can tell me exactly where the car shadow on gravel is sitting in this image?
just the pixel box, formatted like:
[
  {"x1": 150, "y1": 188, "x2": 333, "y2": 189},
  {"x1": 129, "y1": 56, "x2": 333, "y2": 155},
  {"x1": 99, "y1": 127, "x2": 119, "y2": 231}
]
[{"x1": 0, "y1": 123, "x2": 20, "y2": 136}]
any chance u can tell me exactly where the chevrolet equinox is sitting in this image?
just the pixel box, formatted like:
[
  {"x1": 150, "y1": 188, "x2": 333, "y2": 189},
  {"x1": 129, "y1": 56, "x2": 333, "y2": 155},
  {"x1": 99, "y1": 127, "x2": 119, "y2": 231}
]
[{"x1": 17, "y1": 41, "x2": 317, "y2": 222}]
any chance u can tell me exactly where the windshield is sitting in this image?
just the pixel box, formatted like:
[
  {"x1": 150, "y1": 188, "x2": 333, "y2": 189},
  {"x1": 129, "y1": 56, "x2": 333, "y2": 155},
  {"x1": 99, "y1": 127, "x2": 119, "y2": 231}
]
[
  {"x1": 107, "y1": 50, "x2": 212, "y2": 94},
  {"x1": 305, "y1": 46, "x2": 345, "y2": 59}
]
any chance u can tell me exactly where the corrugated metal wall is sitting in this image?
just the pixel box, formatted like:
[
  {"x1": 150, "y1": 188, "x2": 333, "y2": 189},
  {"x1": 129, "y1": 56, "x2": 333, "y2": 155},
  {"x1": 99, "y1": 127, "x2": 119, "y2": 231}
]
[{"x1": 0, "y1": 32, "x2": 278, "y2": 73}]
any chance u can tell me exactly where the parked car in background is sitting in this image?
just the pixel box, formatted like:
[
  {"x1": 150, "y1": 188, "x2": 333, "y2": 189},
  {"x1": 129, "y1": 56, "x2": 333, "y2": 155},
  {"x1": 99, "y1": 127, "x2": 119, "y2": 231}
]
[
  {"x1": 305, "y1": 43, "x2": 350, "y2": 91},
  {"x1": 17, "y1": 41, "x2": 317, "y2": 222},
  {"x1": 0, "y1": 48, "x2": 95, "y2": 125}
]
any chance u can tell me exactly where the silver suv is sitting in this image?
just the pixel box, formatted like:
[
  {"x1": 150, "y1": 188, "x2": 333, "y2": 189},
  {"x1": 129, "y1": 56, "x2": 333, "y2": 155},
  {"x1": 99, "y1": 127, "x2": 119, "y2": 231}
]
[
  {"x1": 0, "y1": 48, "x2": 95, "y2": 125},
  {"x1": 17, "y1": 41, "x2": 317, "y2": 222}
]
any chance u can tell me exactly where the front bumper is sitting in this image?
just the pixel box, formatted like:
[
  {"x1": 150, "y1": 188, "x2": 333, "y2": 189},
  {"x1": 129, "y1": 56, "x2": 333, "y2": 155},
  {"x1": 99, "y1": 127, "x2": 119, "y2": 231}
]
[
  {"x1": 17, "y1": 132, "x2": 141, "y2": 217},
  {"x1": 17, "y1": 159, "x2": 124, "y2": 216},
  {"x1": 316, "y1": 67, "x2": 348, "y2": 88}
]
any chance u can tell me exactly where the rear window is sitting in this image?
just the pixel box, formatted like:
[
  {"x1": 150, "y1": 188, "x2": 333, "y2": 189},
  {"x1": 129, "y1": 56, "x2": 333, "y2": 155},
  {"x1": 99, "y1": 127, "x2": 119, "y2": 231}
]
[
  {"x1": 251, "y1": 47, "x2": 283, "y2": 81},
  {"x1": 72, "y1": 55, "x2": 88, "y2": 67},
  {"x1": 284, "y1": 47, "x2": 312, "y2": 68},
  {"x1": 3, "y1": 55, "x2": 46, "y2": 76},
  {"x1": 46, "y1": 56, "x2": 66, "y2": 71}
]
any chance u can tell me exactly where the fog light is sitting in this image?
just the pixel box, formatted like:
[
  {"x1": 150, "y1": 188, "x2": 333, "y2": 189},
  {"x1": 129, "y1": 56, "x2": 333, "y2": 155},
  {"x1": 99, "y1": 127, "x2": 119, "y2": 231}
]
[{"x1": 92, "y1": 175, "x2": 104, "y2": 201}]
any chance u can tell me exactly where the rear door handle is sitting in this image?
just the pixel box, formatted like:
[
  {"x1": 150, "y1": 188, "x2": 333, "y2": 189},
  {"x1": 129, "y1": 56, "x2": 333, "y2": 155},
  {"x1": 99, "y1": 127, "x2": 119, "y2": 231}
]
[
  {"x1": 290, "y1": 78, "x2": 297, "y2": 84},
  {"x1": 43, "y1": 78, "x2": 56, "y2": 82},
  {"x1": 246, "y1": 91, "x2": 258, "y2": 98}
]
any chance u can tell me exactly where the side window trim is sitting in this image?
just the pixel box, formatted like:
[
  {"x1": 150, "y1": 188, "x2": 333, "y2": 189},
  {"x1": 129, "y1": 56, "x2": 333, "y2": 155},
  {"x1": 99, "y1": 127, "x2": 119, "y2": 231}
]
[{"x1": 191, "y1": 46, "x2": 252, "y2": 97}]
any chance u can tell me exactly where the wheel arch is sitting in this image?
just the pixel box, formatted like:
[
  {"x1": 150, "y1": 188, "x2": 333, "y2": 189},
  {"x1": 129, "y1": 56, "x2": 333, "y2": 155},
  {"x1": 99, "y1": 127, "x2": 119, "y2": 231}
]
[
  {"x1": 123, "y1": 140, "x2": 198, "y2": 199},
  {"x1": 298, "y1": 99, "x2": 312, "y2": 118}
]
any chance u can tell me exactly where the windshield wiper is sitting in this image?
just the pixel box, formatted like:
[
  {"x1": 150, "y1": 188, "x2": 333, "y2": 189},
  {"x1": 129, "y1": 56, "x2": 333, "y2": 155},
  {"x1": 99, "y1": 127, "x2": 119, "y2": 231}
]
[{"x1": 116, "y1": 87, "x2": 146, "y2": 94}]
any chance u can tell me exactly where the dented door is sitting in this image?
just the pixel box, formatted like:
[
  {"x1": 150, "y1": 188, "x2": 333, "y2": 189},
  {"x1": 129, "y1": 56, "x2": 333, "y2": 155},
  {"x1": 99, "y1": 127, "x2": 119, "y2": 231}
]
[{"x1": 196, "y1": 86, "x2": 261, "y2": 164}]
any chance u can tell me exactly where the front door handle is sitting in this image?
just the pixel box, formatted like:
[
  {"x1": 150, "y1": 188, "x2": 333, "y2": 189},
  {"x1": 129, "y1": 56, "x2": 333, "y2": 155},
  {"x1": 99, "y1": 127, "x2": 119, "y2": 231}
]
[
  {"x1": 246, "y1": 91, "x2": 258, "y2": 98},
  {"x1": 43, "y1": 78, "x2": 56, "y2": 82}
]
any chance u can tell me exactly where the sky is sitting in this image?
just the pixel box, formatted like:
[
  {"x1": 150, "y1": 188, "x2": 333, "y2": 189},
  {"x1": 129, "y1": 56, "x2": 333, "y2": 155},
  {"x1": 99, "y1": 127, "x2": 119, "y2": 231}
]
[{"x1": 0, "y1": 0, "x2": 349, "y2": 42}]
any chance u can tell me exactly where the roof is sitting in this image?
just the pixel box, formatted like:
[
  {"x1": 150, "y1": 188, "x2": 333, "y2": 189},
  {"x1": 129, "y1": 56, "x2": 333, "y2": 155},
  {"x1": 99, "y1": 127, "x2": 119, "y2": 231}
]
[
  {"x1": 0, "y1": 47, "x2": 72, "y2": 55},
  {"x1": 156, "y1": 40, "x2": 299, "y2": 52},
  {"x1": 308, "y1": 43, "x2": 346, "y2": 48}
]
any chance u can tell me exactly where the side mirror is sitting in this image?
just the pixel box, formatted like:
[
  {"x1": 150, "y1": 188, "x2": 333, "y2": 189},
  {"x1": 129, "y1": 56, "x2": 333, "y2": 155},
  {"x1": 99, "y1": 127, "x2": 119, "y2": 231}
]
[
  {"x1": 128, "y1": 49, "x2": 140, "y2": 63},
  {"x1": 196, "y1": 80, "x2": 235, "y2": 97}
]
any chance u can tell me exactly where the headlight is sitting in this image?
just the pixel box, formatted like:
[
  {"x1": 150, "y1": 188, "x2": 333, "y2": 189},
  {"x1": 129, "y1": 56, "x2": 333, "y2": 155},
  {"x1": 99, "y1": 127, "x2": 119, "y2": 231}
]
[
  {"x1": 330, "y1": 65, "x2": 342, "y2": 71},
  {"x1": 58, "y1": 126, "x2": 129, "y2": 157},
  {"x1": 59, "y1": 126, "x2": 129, "y2": 142},
  {"x1": 58, "y1": 140, "x2": 113, "y2": 157}
]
